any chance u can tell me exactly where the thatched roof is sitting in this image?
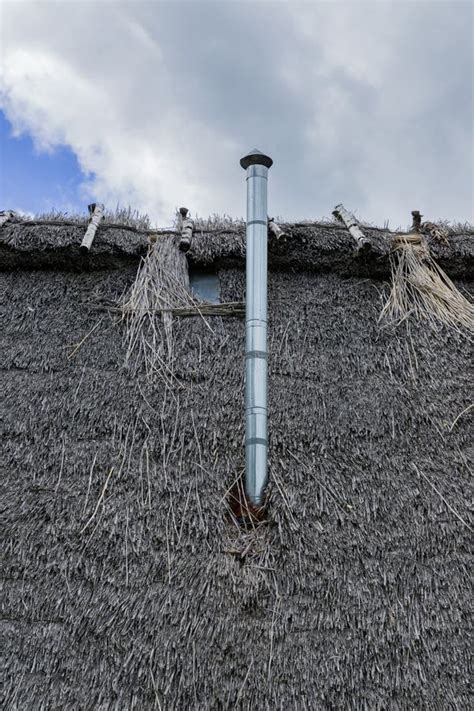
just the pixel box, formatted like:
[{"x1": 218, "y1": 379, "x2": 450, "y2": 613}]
[
  {"x1": 1, "y1": 216, "x2": 473, "y2": 277},
  {"x1": 2, "y1": 216, "x2": 472, "y2": 709}
]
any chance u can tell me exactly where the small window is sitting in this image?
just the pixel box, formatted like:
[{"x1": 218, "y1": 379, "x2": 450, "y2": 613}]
[{"x1": 189, "y1": 270, "x2": 220, "y2": 304}]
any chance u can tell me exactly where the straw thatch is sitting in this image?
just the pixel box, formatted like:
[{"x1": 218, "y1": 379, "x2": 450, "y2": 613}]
[
  {"x1": 1, "y1": 217, "x2": 473, "y2": 709},
  {"x1": 121, "y1": 236, "x2": 193, "y2": 385},
  {"x1": 1, "y1": 215, "x2": 473, "y2": 278},
  {"x1": 381, "y1": 234, "x2": 474, "y2": 333}
]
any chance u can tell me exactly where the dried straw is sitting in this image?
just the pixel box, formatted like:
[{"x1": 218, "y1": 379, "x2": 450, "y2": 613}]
[
  {"x1": 380, "y1": 234, "x2": 474, "y2": 333},
  {"x1": 121, "y1": 236, "x2": 194, "y2": 384},
  {"x1": 3, "y1": 265, "x2": 472, "y2": 708}
]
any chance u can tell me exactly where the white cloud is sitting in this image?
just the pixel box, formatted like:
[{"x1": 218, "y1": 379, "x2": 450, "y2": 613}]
[
  {"x1": 0, "y1": 1, "x2": 240, "y2": 222},
  {"x1": 0, "y1": 0, "x2": 472, "y2": 226},
  {"x1": 12, "y1": 207, "x2": 35, "y2": 219}
]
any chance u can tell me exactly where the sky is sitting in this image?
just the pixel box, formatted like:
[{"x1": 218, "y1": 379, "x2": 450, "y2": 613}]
[{"x1": 0, "y1": 0, "x2": 472, "y2": 228}]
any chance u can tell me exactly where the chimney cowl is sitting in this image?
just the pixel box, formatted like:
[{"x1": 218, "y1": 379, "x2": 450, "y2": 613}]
[{"x1": 240, "y1": 148, "x2": 273, "y2": 170}]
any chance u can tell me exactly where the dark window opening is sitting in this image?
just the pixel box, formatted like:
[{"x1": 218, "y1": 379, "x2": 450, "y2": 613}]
[{"x1": 189, "y1": 270, "x2": 220, "y2": 304}]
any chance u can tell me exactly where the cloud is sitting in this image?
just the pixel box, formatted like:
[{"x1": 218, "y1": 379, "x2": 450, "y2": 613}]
[
  {"x1": 11, "y1": 207, "x2": 35, "y2": 219},
  {"x1": 0, "y1": 0, "x2": 472, "y2": 226}
]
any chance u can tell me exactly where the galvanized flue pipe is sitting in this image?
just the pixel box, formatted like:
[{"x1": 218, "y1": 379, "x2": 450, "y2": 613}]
[{"x1": 240, "y1": 148, "x2": 273, "y2": 506}]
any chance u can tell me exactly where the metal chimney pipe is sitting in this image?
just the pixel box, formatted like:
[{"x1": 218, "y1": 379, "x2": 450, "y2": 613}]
[{"x1": 240, "y1": 148, "x2": 273, "y2": 506}]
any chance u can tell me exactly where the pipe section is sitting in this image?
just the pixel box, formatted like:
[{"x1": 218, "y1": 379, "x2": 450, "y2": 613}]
[{"x1": 240, "y1": 149, "x2": 273, "y2": 506}]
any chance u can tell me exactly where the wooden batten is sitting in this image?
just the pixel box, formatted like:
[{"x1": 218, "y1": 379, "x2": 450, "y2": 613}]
[
  {"x1": 333, "y1": 203, "x2": 371, "y2": 252},
  {"x1": 268, "y1": 217, "x2": 287, "y2": 242},
  {"x1": 178, "y1": 207, "x2": 194, "y2": 252},
  {"x1": 411, "y1": 210, "x2": 422, "y2": 232},
  {"x1": 80, "y1": 203, "x2": 105, "y2": 254}
]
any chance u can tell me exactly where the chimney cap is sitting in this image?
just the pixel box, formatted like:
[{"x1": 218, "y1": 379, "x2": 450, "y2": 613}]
[{"x1": 240, "y1": 148, "x2": 273, "y2": 170}]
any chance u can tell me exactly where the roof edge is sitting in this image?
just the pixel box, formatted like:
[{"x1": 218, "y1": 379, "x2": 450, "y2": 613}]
[{"x1": 1, "y1": 220, "x2": 473, "y2": 279}]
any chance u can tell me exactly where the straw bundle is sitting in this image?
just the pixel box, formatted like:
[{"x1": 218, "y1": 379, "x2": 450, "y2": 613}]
[
  {"x1": 381, "y1": 234, "x2": 474, "y2": 332},
  {"x1": 121, "y1": 235, "x2": 195, "y2": 385}
]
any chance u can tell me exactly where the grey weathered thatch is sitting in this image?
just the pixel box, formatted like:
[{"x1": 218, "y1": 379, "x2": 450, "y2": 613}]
[{"x1": 1, "y1": 216, "x2": 473, "y2": 709}]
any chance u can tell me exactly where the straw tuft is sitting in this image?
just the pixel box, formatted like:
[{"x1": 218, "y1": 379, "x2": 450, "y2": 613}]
[
  {"x1": 121, "y1": 235, "x2": 196, "y2": 385},
  {"x1": 380, "y1": 234, "x2": 474, "y2": 333}
]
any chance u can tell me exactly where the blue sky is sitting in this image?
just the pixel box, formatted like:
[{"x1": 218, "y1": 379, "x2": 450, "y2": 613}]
[
  {"x1": 0, "y1": 110, "x2": 86, "y2": 215},
  {"x1": 0, "y1": 1, "x2": 472, "y2": 227}
]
